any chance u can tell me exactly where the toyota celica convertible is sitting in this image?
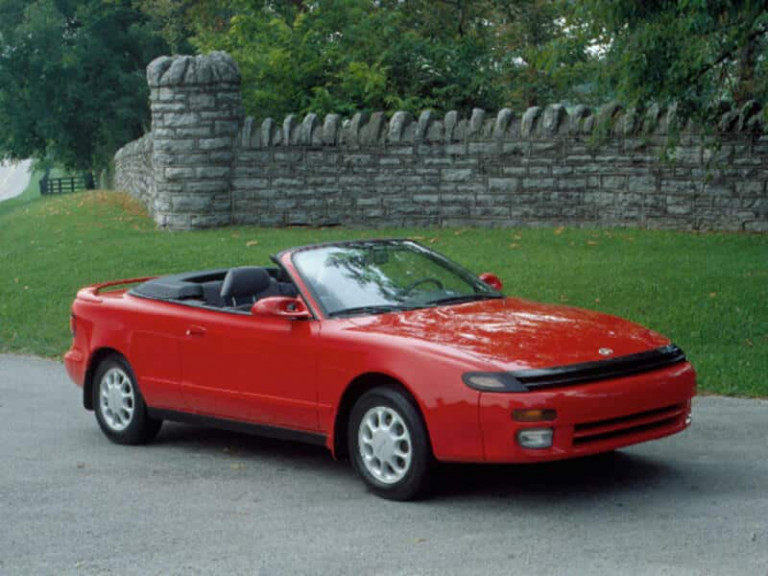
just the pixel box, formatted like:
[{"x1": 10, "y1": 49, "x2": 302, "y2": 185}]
[{"x1": 65, "y1": 239, "x2": 695, "y2": 500}]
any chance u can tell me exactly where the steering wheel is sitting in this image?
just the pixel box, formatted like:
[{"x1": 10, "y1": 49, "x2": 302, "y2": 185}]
[{"x1": 401, "y1": 277, "x2": 445, "y2": 295}]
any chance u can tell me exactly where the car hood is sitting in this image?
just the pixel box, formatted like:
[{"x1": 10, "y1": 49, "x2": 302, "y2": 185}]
[{"x1": 343, "y1": 298, "x2": 670, "y2": 371}]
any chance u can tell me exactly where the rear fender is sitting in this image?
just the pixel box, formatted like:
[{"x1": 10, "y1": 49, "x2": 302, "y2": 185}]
[{"x1": 83, "y1": 347, "x2": 127, "y2": 410}]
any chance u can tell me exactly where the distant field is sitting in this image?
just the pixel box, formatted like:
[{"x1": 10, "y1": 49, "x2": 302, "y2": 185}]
[{"x1": 0, "y1": 190, "x2": 765, "y2": 396}]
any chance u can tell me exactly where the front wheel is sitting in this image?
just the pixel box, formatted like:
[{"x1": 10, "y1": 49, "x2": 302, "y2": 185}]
[
  {"x1": 93, "y1": 355, "x2": 162, "y2": 445},
  {"x1": 348, "y1": 387, "x2": 433, "y2": 501}
]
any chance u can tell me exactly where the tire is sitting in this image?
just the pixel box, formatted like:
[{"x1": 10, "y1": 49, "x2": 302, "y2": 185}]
[
  {"x1": 348, "y1": 386, "x2": 433, "y2": 501},
  {"x1": 93, "y1": 355, "x2": 162, "y2": 445}
]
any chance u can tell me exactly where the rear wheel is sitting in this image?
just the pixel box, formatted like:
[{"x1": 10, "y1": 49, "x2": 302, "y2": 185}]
[
  {"x1": 348, "y1": 387, "x2": 432, "y2": 501},
  {"x1": 93, "y1": 355, "x2": 162, "y2": 445}
]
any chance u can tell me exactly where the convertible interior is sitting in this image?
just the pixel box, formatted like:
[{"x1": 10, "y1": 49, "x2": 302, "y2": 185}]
[{"x1": 130, "y1": 267, "x2": 299, "y2": 312}]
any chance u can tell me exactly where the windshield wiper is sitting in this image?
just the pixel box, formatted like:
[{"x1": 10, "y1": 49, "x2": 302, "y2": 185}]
[
  {"x1": 327, "y1": 304, "x2": 417, "y2": 318},
  {"x1": 426, "y1": 293, "x2": 503, "y2": 306}
]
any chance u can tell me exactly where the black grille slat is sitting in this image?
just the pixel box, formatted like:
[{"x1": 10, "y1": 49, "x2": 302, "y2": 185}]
[
  {"x1": 575, "y1": 403, "x2": 684, "y2": 433},
  {"x1": 572, "y1": 417, "x2": 680, "y2": 446},
  {"x1": 510, "y1": 344, "x2": 686, "y2": 390}
]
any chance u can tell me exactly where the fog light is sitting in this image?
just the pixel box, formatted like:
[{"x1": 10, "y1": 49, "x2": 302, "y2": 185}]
[{"x1": 517, "y1": 428, "x2": 553, "y2": 449}]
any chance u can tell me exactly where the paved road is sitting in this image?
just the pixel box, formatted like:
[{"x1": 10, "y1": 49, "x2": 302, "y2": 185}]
[
  {"x1": 1, "y1": 354, "x2": 766, "y2": 576},
  {"x1": 0, "y1": 160, "x2": 32, "y2": 202}
]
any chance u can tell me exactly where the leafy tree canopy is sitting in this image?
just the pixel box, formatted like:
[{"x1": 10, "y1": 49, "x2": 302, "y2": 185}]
[
  {"x1": 182, "y1": 0, "x2": 767, "y2": 125},
  {"x1": 187, "y1": 0, "x2": 579, "y2": 120},
  {"x1": 0, "y1": 0, "x2": 168, "y2": 171},
  {"x1": 572, "y1": 0, "x2": 768, "y2": 121},
  {"x1": 1, "y1": 0, "x2": 765, "y2": 171}
]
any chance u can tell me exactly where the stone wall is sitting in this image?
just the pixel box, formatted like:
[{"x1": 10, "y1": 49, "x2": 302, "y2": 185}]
[
  {"x1": 114, "y1": 134, "x2": 153, "y2": 206},
  {"x1": 115, "y1": 52, "x2": 768, "y2": 232},
  {"x1": 144, "y1": 52, "x2": 242, "y2": 228}
]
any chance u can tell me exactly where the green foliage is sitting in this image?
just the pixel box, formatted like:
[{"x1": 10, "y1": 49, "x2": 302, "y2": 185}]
[
  {"x1": 0, "y1": 0, "x2": 169, "y2": 171},
  {"x1": 2, "y1": 0, "x2": 764, "y2": 169},
  {"x1": 135, "y1": 0, "x2": 195, "y2": 54},
  {"x1": 574, "y1": 0, "x2": 768, "y2": 121},
  {"x1": 188, "y1": 0, "x2": 547, "y2": 120},
  {"x1": 492, "y1": 0, "x2": 594, "y2": 109},
  {"x1": 180, "y1": 0, "x2": 766, "y2": 124}
]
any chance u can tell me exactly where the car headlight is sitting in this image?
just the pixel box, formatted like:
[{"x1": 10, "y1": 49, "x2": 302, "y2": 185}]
[{"x1": 462, "y1": 372, "x2": 528, "y2": 392}]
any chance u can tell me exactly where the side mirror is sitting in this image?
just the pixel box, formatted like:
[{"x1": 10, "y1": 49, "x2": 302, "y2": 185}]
[
  {"x1": 478, "y1": 272, "x2": 503, "y2": 292},
  {"x1": 251, "y1": 296, "x2": 312, "y2": 320}
]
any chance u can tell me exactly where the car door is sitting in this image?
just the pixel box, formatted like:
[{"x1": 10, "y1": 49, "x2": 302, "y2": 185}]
[
  {"x1": 127, "y1": 300, "x2": 190, "y2": 410},
  {"x1": 179, "y1": 307, "x2": 320, "y2": 432}
]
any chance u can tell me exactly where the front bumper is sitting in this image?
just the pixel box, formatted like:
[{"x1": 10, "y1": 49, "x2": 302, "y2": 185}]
[{"x1": 479, "y1": 361, "x2": 696, "y2": 463}]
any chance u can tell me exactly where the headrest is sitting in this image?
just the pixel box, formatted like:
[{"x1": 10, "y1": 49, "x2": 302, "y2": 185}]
[{"x1": 221, "y1": 267, "x2": 272, "y2": 299}]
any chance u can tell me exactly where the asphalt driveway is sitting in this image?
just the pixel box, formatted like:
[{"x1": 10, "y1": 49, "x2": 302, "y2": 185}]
[
  {"x1": 1, "y1": 354, "x2": 766, "y2": 575},
  {"x1": 0, "y1": 160, "x2": 32, "y2": 202}
]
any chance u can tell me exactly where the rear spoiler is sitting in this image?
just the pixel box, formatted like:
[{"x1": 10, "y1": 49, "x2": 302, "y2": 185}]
[{"x1": 76, "y1": 277, "x2": 156, "y2": 303}]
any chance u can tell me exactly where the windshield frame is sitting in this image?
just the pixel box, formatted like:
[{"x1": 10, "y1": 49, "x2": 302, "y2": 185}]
[{"x1": 283, "y1": 239, "x2": 503, "y2": 319}]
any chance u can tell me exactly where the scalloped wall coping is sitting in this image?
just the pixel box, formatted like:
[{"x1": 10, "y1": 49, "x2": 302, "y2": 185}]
[{"x1": 235, "y1": 101, "x2": 765, "y2": 149}]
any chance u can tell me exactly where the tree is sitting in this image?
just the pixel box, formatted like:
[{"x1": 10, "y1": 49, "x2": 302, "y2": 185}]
[
  {"x1": 0, "y1": 0, "x2": 169, "y2": 171},
  {"x1": 188, "y1": 0, "x2": 512, "y2": 120},
  {"x1": 571, "y1": 0, "x2": 768, "y2": 121}
]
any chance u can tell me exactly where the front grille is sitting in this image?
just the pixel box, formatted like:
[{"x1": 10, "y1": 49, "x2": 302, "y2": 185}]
[
  {"x1": 510, "y1": 344, "x2": 687, "y2": 391},
  {"x1": 572, "y1": 403, "x2": 686, "y2": 446}
]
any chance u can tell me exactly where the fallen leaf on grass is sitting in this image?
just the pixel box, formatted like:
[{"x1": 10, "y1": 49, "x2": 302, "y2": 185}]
[
  {"x1": 586, "y1": 240, "x2": 599, "y2": 246},
  {"x1": 709, "y1": 292, "x2": 717, "y2": 298},
  {"x1": 554, "y1": 226, "x2": 565, "y2": 235},
  {"x1": 246, "y1": 240, "x2": 259, "y2": 247},
  {"x1": 509, "y1": 243, "x2": 520, "y2": 249}
]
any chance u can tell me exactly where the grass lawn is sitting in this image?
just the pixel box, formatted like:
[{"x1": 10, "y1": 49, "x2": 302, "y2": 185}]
[{"x1": 0, "y1": 190, "x2": 765, "y2": 396}]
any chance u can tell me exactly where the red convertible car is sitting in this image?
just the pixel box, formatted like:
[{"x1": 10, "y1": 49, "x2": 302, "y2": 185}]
[{"x1": 65, "y1": 239, "x2": 695, "y2": 500}]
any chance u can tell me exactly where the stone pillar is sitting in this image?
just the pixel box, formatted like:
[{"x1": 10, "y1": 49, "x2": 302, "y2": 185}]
[{"x1": 146, "y1": 52, "x2": 243, "y2": 228}]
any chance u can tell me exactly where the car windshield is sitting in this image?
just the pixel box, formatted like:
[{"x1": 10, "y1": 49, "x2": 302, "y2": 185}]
[{"x1": 292, "y1": 241, "x2": 502, "y2": 317}]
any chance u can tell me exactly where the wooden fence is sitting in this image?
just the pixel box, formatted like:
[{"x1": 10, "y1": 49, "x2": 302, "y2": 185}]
[{"x1": 40, "y1": 173, "x2": 95, "y2": 196}]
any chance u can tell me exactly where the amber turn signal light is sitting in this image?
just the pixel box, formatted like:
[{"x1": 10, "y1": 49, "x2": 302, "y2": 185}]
[{"x1": 512, "y1": 409, "x2": 557, "y2": 422}]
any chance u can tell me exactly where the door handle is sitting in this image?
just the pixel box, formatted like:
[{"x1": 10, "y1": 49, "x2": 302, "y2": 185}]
[{"x1": 185, "y1": 325, "x2": 207, "y2": 337}]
